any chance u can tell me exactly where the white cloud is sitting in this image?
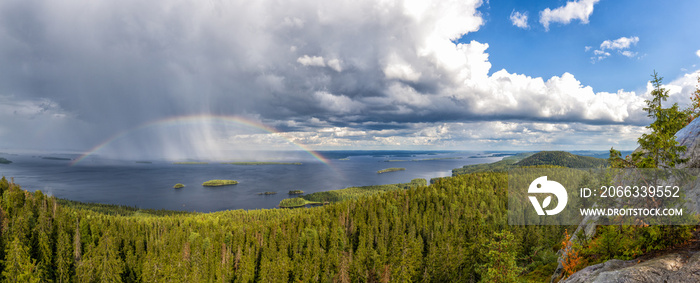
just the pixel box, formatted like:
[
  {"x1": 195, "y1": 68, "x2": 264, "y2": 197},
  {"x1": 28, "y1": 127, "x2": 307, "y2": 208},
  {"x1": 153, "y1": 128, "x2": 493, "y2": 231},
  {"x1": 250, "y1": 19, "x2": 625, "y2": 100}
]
[
  {"x1": 620, "y1": 50, "x2": 637, "y2": 58},
  {"x1": 509, "y1": 10, "x2": 529, "y2": 29},
  {"x1": 600, "y1": 36, "x2": 639, "y2": 50},
  {"x1": 588, "y1": 36, "x2": 640, "y2": 61},
  {"x1": 297, "y1": 55, "x2": 326, "y2": 67},
  {"x1": 540, "y1": 0, "x2": 600, "y2": 31},
  {"x1": 696, "y1": 49, "x2": 700, "y2": 58},
  {"x1": 297, "y1": 55, "x2": 342, "y2": 72}
]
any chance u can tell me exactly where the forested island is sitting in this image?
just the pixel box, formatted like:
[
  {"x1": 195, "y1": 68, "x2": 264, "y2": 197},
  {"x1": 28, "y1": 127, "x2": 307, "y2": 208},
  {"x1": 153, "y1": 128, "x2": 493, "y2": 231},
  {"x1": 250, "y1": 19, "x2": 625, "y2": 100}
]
[
  {"x1": 201, "y1": 180, "x2": 238, "y2": 187},
  {"x1": 377, "y1": 167, "x2": 405, "y2": 174},
  {"x1": 0, "y1": 157, "x2": 11, "y2": 164},
  {"x1": 222, "y1": 162, "x2": 302, "y2": 165}
]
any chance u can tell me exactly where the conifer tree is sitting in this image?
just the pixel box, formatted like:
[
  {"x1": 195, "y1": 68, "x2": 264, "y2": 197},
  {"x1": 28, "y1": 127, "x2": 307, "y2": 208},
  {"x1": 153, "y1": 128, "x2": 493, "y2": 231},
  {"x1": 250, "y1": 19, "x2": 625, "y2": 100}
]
[{"x1": 2, "y1": 236, "x2": 39, "y2": 283}]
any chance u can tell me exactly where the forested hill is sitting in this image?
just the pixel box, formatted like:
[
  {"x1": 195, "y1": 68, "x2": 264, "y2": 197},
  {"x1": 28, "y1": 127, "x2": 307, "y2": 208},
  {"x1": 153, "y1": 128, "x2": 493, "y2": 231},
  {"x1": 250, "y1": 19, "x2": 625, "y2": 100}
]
[
  {"x1": 515, "y1": 151, "x2": 608, "y2": 168},
  {"x1": 452, "y1": 151, "x2": 607, "y2": 176}
]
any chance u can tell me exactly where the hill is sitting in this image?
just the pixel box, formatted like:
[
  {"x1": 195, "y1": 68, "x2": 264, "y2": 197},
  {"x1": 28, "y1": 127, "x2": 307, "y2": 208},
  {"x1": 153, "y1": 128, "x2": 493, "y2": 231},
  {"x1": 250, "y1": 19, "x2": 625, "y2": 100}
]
[
  {"x1": 452, "y1": 152, "x2": 533, "y2": 176},
  {"x1": 515, "y1": 151, "x2": 608, "y2": 168}
]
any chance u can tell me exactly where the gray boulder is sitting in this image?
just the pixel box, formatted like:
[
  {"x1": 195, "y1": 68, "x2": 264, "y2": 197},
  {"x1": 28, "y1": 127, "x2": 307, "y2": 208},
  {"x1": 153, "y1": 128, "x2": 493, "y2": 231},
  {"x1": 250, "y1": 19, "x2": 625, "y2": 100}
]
[
  {"x1": 676, "y1": 115, "x2": 700, "y2": 169},
  {"x1": 561, "y1": 251, "x2": 700, "y2": 283}
]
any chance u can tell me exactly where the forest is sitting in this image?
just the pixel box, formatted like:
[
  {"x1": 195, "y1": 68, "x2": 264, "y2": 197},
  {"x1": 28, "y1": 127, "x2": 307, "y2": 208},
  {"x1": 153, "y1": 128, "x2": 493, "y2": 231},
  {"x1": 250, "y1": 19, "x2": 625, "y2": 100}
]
[{"x1": 0, "y1": 166, "x2": 692, "y2": 282}]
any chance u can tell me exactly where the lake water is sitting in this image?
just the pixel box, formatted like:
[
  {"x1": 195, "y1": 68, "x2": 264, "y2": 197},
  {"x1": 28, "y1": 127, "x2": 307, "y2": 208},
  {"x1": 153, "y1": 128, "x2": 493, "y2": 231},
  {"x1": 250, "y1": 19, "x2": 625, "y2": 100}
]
[{"x1": 0, "y1": 151, "x2": 506, "y2": 212}]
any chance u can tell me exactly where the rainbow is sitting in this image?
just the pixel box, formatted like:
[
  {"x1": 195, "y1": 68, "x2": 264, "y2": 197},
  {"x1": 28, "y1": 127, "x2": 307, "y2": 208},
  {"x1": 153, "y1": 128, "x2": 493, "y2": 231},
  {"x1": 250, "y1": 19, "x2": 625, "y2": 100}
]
[{"x1": 70, "y1": 114, "x2": 331, "y2": 166}]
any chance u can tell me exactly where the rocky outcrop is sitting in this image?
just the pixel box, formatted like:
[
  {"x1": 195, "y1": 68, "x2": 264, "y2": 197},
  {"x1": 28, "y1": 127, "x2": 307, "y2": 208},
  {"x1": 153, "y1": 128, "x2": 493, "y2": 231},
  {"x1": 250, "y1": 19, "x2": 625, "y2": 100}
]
[
  {"x1": 676, "y1": 115, "x2": 700, "y2": 169},
  {"x1": 551, "y1": 117, "x2": 700, "y2": 282},
  {"x1": 561, "y1": 251, "x2": 700, "y2": 283}
]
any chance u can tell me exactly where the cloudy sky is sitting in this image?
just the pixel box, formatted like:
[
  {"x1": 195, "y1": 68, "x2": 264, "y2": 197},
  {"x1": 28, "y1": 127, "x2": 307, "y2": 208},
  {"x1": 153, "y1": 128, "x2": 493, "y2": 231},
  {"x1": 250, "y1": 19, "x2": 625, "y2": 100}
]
[{"x1": 1, "y1": 0, "x2": 699, "y2": 159}]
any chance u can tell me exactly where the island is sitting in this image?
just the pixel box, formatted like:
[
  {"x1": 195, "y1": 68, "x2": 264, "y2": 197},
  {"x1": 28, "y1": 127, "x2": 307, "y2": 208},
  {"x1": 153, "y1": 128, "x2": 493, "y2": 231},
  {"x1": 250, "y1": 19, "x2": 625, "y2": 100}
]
[
  {"x1": 173, "y1": 183, "x2": 185, "y2": 189},
  {"x1": 377, "y1": 167, "x2": 406, "y2": 174},
  {"x1": 221, "y1": 162, "x2": 302, "y2": 165},
  {"x1": 288, "y1": 190, "x2": 304, "y2": 195},
  {"x1": 202, "y1": 180, "x2": 238, "y2": 187},
  {"x1": 279, "y1": 198, "x2": 322, "y2": 208},
  {"x1": 42, "y1": 157, "x2": 72, "y2": 161},
  {"x1": 257, "y1": 191, "x2": 277, "y2": 195},
  {"x1": 0, "y1": 157, "x2": 11, "y2": 164}
]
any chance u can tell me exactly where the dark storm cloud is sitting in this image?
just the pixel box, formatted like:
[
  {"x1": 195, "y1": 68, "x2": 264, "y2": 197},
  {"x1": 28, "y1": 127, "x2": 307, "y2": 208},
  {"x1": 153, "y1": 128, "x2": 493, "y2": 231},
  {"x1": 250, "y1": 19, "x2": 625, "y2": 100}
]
[{"x1": 0, "y1": 0, "x2": 684, "y2": 154}]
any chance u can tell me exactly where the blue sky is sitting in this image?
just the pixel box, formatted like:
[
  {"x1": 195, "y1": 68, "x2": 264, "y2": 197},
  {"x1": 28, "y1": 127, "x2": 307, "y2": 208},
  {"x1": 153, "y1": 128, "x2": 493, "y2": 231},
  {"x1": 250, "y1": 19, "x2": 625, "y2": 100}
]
[
  {"x1": 467, "y1": 0, "x2": 700, "y2": 92},
  {"x1": 0, "y1": 0, "x2": 699, "y2": 159}
]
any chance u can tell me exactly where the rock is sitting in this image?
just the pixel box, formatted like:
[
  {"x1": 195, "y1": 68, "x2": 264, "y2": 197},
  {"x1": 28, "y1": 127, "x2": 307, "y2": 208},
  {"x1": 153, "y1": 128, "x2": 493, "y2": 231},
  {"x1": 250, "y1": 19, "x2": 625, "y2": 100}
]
[
  {"x1": 677, "y1": 116, "x2": 700, "y2": 168},
  {"x1": 552, "y1": 118, "x2": 700, "y2": 282},
  {"x1": 561, "y1": 251, "x2": 700, "y2": 283}
]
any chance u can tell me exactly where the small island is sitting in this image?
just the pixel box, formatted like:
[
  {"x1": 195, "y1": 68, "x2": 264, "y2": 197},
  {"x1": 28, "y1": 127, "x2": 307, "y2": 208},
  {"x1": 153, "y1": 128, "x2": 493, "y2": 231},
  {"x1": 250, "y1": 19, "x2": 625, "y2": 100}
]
[
  {"x1": 173, "y1": 183, "x2": 185, "y2": 189},
  {"x1": 377, "y1": 167, "x2": 406, "y2": 174},
  {"x1": 279, "y1": 197, "x2": 322, "y2": 208},
  {"x1": 257, "y1": 191, "x2": 277, "y2": 195},
  {"x1": 42, "y1": 157, "x2": 72, "y2": 161},
  {"x1": 202, "y1": 180, "x2": 238, "y2": 187},
  {"x1": 0, "y1": 157, "x2": 11, "y2": 164},
  {"x1": 288, "y1": 190, "x2": 304, "y2": 195},
  {"x1": 221, "y1": 162, "x2": 302, "y2": 165}
]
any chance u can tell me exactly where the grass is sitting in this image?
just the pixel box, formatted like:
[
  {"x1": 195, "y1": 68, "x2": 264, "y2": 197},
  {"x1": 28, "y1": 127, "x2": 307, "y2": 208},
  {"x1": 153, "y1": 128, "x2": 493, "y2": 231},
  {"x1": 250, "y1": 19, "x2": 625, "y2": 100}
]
[
  {"x1": 288, "y1": 190, "x2": 304, "y2": 195},
  {"x1": 173, "y1": 183, "x2": 185, "y2": 189},
  {"x1": 202, "y1": 180, "x2": 238, "y2": 187},
  {"x1": 174, "y1": 162, "x2": 209, "y2": 165},
  {"x1": 221, "y1": 162, "x2": 302, "y2": 165},
  {"x1": 377, "y1": 167, "x2": 406, "y2": 174}
]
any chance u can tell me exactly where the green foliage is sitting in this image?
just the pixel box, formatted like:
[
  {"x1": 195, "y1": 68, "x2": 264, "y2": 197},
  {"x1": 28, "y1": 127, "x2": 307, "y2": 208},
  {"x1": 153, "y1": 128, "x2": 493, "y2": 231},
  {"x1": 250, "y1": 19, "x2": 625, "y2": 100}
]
[
  {"x1": 480, "y1": 231, "x2": 520, "y2": 283},
  {"x1": 516, "y1": 151, "x2": 608, "y2": 168},
  {"x1": 377, "y1": 167, "x2": 405, "y2": 174},
  {"x1": 286, "y1": 178, "x2": 426, "y2": 204},
  {"x1": 629, "y1": 71, "x2": 689, "y2": 168},
  {"x1": 452, "y1": 152, "x2": 534, "y2": 175},
  {"x1": 689, "y1": 76, "x2": 700, "y2": 121},
  {"x1": 0, "y1": 157, "x2": 11, "y2": 164},
  {"x1": 278, "y1": 198, "x2": 320, "y2": 208},
  {"x1": 173, "y1": 183, "x2": 185, "y2": 189},
  {"x1": 288, "y1": 190, "x2": 304, "y2": 195},
  {"x1": 56, "y1": 199, "x2": 190, "y2": 217},
  {"x1": 202, "y1": 180, "x2": 238, "y2": 187},
  {"x1": 257, "y1": 192, "x2": 277, "y2": 195},
  {"x1": 2, "y1": 237, "x2": 39, "y2": 283}
]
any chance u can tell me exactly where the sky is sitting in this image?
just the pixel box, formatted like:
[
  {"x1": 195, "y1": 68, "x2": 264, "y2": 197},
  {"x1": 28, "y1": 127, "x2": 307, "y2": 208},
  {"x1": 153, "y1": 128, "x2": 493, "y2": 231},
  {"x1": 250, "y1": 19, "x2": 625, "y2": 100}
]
[{"x1": 0, "y1": 0, "x2": 699, "y2": 160}]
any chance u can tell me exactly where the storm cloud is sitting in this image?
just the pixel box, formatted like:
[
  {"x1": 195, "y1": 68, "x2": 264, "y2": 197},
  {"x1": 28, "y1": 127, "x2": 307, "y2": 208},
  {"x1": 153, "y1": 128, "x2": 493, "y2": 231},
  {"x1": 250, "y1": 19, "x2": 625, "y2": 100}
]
[{"x1": 0, "y1": 0, "x2": 696, "y2": 157}]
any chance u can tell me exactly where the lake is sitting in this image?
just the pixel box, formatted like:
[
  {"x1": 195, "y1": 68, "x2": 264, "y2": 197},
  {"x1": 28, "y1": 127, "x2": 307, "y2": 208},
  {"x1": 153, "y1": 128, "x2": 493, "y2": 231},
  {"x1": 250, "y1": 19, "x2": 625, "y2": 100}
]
[{"x1": 0, "y1": 150, "x2": 509, "y2": 212}]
